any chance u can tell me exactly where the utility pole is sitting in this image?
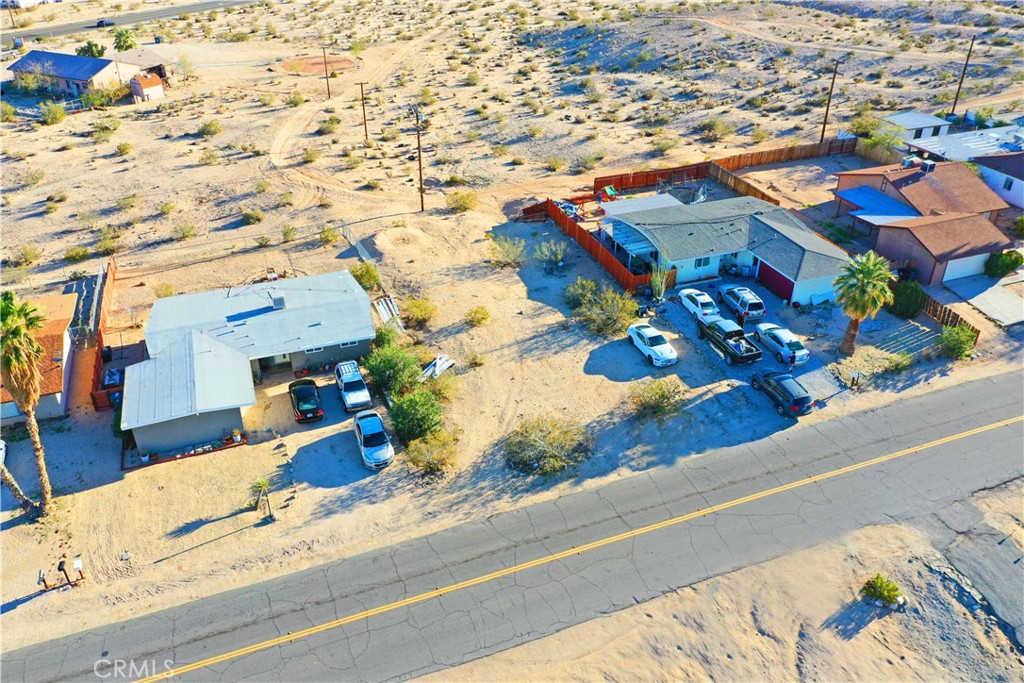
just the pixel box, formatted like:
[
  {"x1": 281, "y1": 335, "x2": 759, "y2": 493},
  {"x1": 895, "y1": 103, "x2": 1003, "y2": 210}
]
[
  {"x1": 321, "y1": 47, "x2": 331, "y2": 99},
  {"x1": 357, "y1": 81, "x2": 369, "y2": 142},
  {"x1": 819, "y1": 59, "x2": 841, "y2": 145},
  {"x1": 949, "y1": 35, "x2": 975, "y2": 118},
  {"x1": 410, "y1": 106, "x2": 425, "y2": 212},
  {"x1": 6, "y1": 4, "x2": 16, "y2": 30}
]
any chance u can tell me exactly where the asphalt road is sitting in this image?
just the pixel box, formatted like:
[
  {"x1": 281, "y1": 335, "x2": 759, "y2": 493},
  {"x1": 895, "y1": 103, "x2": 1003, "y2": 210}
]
[
  {"x1": 4, "y1": 371, "x2": 1022, "y2": 682},
  {"x1": 6, "y1": 0, "x2": 256, "y2": 42}
]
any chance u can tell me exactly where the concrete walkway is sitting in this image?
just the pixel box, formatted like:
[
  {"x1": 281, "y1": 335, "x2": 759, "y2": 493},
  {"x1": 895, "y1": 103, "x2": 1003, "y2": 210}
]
[{"x1": 943, "y1": 272, "x2": 1024, "y2": 328}]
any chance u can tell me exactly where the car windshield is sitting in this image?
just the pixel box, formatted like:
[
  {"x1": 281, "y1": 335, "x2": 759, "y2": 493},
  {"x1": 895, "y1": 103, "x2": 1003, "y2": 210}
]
[
  {"x1": 648, "y1": 334, "x2": 668, "y2": 346},
  {"x1": 786, "y1": 340, "x2": 806, "y2": 352},
  {"x1": 700, "y1": 301, "x2": 715, "y2": 311},
  {"x1": 342, "y1": 380, "x2": 366, "y2": 392},
  {"x1": 747, "y1": 301, "x2": 765, "y2": 312},
  {"x1": 363, "y1": 431, "x2": 389, "y2": 447}
]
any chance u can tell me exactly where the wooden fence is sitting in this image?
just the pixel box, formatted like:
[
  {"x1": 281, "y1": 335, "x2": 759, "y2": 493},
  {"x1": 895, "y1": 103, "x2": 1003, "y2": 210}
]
[
  {"x1": 854, "y1": 142, "x2": 903, "y2": 166},
  {"x1": 708, "y1": 163, "x2": 781, "y2": 205},
  {"x1": 91, "y1": 257, "x2": 120, "y2": 411},
  {"x1": 923, "y1": 295, "x2": 981, "y2": 345}
]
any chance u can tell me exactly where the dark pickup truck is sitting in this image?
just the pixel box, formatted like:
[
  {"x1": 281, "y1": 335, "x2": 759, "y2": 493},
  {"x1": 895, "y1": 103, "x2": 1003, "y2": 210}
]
[{"x1": 696, "y1": 316, "x2": 763, "y2": 366}]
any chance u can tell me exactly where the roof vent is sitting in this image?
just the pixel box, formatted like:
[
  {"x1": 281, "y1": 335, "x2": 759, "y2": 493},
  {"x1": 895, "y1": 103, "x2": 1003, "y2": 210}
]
[
  {"x1": 271, "y1": 293, "x2": 286, "y2": 310},
  {"x1": 901, "y1": 156, "x2": 919, "y2": 169},
  {"x1": 920, "y1": 159, "x2": 937, "y2": 174}
]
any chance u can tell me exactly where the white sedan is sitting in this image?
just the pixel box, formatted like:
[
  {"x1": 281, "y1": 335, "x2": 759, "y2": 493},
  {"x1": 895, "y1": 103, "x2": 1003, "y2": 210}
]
[
  {"x1": 753, "y1": 323, "x2": 810, "y2": 365},
  {"x1": 627, "y1": 322, "x2": 678, "y2": 367},
  {"x1": 679, "y1": 288, "x2": 720, "y2": 320}
]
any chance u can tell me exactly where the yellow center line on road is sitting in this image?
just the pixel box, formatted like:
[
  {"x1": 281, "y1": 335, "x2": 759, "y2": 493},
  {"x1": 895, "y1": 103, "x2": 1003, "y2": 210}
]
[{"x1": 139, "y1": 415, "x2": 1023, "y2": 682}]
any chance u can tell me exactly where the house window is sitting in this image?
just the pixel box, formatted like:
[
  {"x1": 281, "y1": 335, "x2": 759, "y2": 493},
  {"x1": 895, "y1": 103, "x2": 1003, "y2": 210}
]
[
  {"x1": 694, "y1": 257, "x2": 711, "y2": 268},
  {"x1": 1003, "y1": 177, "x2": 1014, "y2": 191},
  {"x1": 303, "y1": 347, "x2": 323, "y2": 354},
  {"x1": 912, "y1": 128, "x2": 923, "y2": 140},
  {"x1": 931, "y1": 126, "x2": 941, "y2": 136},
  {"x1": 339, "y1": 341, "x2": 358, "y2": 348}
]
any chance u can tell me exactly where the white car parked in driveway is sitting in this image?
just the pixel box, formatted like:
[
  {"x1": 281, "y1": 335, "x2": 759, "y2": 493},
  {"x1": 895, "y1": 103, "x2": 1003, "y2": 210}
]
[
  {"x1": 753, "y1": 323, "x2": 810, "y2": 365},
  {"x1": 678, "y1": 288, "x2": 720, "y2": 321},
  {"x1": 627, "y1": 322, "x2": 678, "y2": 366}
]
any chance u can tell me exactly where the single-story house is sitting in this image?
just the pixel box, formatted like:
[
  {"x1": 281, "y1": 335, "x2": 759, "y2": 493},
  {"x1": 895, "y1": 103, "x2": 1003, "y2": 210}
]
[
  {"x1": 883, "y1": 110, "x2": 951, "y2": 146},
  {"x1": 8, "y1": 50, "x2": 140, "y2": 97},
  {"x1": 834, "y1": 160, "x2": 1009, "y2": 225},
  {"x1": 905, "y1": 125, "x2": 1024, "y2": 161},
  {"x1": 973, "y1": 152, "x2": 1024, "y2": 209},
  {"x1": 115, "y1": 48, "x2": 172, "y2": 81},
  {"x1": 875, "y1": 213, "x2": 1012, "y2": 285},
  {"x1": 121, "y1": 271, "x2": 375, "y2": 454},
  {"x1": 603, "y1": 195, "x2": 851, "y2": 305},
  {"x1": 129, "y1": 72, "x2": 164, "y2": 102},
  {"x1": 1, "y1": 293, "x2": 77, "y2": 423}
]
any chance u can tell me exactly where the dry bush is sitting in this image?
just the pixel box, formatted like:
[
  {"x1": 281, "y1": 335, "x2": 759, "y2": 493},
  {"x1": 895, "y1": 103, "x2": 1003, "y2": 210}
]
[
  {"x1": 403, "y1": 298, "x2": 436, "y2": 329},
  {"x1": 504, "y1": 417, "x2": 592, "y2": 475},
  {"x1": 490, "y1": 236, "x2": 525, "y2": 267},
  {"x1": 351, "y1": 261, "x2": 382, "y2": 291},
  {"x1": 628, "y1": 379, "x2": 686, "y2": 423},
  {"x1": 445, "y1": 191, "x2": 478, "y2": 213},
  {"x1": 64, "y1": 247, "x2": 90, "y2": 263},
  {"x1": 198, "y1": 120, "x2": 223, "y2": 137},
  {"x1": 406, "y1": 430, "x2": 458, "y2": 476},
  {"x1": 152, "y1": 282, "x2": 175, "y2": 298},
  {"x1": 424, "y1": 372, "x2": 460, "y2": 403},
  {"x1": 16, "y1": 244, "x2": 43, "y2": 265},
  {"x1": 465, "y1": 306, "x2": 490, "y2": 327}
]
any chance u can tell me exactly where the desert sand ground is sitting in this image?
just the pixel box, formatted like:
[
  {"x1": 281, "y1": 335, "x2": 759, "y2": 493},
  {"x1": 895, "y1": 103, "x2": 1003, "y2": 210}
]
[{"x1": 1, "y1": 0, "x2": 1022, "y2": 669}]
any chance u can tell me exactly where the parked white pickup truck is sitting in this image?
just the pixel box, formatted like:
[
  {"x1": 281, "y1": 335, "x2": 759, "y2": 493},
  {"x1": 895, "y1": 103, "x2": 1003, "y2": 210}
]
[{"x1": 334, "y1": 361, "x2": 372, "y2": 412}]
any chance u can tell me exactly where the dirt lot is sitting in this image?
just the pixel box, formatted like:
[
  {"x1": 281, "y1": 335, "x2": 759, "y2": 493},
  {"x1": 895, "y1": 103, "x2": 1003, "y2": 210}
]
[{"x1": 2, "y1": 0, "x2": 1022, "y2": 665}]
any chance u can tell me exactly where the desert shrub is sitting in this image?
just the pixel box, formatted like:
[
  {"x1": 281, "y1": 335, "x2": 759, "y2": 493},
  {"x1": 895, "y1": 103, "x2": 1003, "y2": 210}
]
[
  {"x1": 697, "y1": 117, "x2": 734, "y2": 141},
  {"x1": 510, "y1": 156, "x2": 525, "y2": 166},
  {"x1": 116, "y1": 193, "x2": 140, "y2": 211},
  {"x1": 199, "y1": 150, "x2": 219, "y2": 165},
  {"x1": 258, "y1": 93, "x2": 275, "y2": 106},
  {"x1": 43, "y1": 202, "x2": 58, "y2": 214},
  {"x1": 198, "y1": 120, "x2": 223, "y2": 137},
  {"x1": 403, "y1": 297, "x2": 436, "y2": 329},
  {"x1": 366, "y1": 344, "x2": 420, "y2": 395},
  {"x1": 318, "y1": 116, "x2": 340, "y2": 135},
  {"x1": 649, "y1": 138, "x2": 678, "y2": 155},
  {"x1": 15, "y1": 244, "x2": 42, "y2": 265},
  {"x1": 157, "y1": 201, "x2": 176, "y2": 215},
  {"x1": 318, "y1": 226, "x2": 339, "y2": 246},
  {"x1": 115, "y1": 142, "x2": 133, "y2": 156},
  {"x1": 47, "y1": 189, "x2": 68, "y2": 203},
  {"x1": 372, "y1": 325, "x2": 399, "y2": 350},
  {"x1": 984, "y1": 250, "x2": 1023, "y2": 278},
  {"x1": 545, "y1": 156, "x2": 565, "y2": 172},
  {"x1": 751, "y1": 127, "x2": 770, "y2": 143},
  {"x1": 95, "y1": 236, "x2": 121, "y2": 255},
  {"x1": 255, "y1": 235, "x2": 272, "y2": 248},
  {"x1": 446, "y1": 191, "x2": 478, "y2": 213},
  {"x1": 281, "y1": 225, "x2": 297, "y2": 242},
  {"x1": 172, "y1": 223, "x2": 197, "y2": 240},
  {"x1": 886, "y1": 279, "x2": 927, "y2": 319},
  {"x1": 317, "y1": 194, "x2": 333, "y2": 208},
  {"x1": 0, "y1": 102, "x2": 15, "y2": 122},
  {"x1": 391, "y1": 389, "x2": 444, "y2": 443},
  {"x1": 490, "y1": 236, "x2": 526, "y2": 267},
  {"x1": 153, "y1": 282, "x2": 175, "y2": 298},
  {"x1": 284, "y1": 90, "x2": 306, "y2": 107},
  {"x1": 504, "y1": 417, "x2": 592, "y2": 475},
  {"x1": 534, "y1": 240, "x2": 567, "y2": 271},
  {"x1": 64, "y1": 247, "x2": 90, "y2": 263},
  {"x1": 241, "y1": 208, "x2": 264, "y2": 225},
  {"x1": 254, "y1": 179, "x2": 271, "y2": 194},
  {"x1": 467, "y1": 352, "x2": 485, "y2": 368},
  {"x1": 629, "y1": 378, "x2": 686, "y2": 422},
  {"x1": 301, "y1": 147, "x2": 321, "y2": 163},
  {"x1": 939, "y1": 324, "x2": 977, "y2": 359},
  {"x1": 465, "y1": 306, "x2": 490, "y2": 327},
  {"x1": 564, "y1": 278, "x2": 636, "y2": 336},
  {"x1": 406, "y1": 430, "x2": 458, "y2": 475},
  {"x1": 24, "y1": 169, "x2": 45, "y2": 186},
  {"x1": 463, "y1": 71, "x2": 481, "y2": 86},
  {"x1": 276, "y1": 191, "x2": 294, "y2": 208},
  {"x1": 886, "y1": 352, "x2": 913, "y2": 373},
  {"x1": 564, "y1": 276, "x2": 598, "y2": 309},
  {"x1": 351, "y1": 261, "x2": 382, "y2": 291},
  {"x1": 1014, "y1": 215, "x2": 1024, "y2": 239},
  {"x1": 39, "y1": 102, "x2": 66, "y2": 126},
  {"x1": 424, "y1": 372, "x2": 460, "y2": 403},
  {"x1": 862, "y1": 574, "x2": 901, "y2": 604}
]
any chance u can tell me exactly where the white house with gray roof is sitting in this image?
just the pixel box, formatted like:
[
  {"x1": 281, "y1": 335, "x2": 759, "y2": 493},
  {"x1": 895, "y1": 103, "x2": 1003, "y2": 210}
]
[
  {"x1": 604, "y1": 196, "x2": 851, "y2": 305},
  {"x1": 121, "y1": 271, "x2": 374, "y2": 454},
  {"x1": 883, "y1": 110, "x2": 950, "y2": 146}
]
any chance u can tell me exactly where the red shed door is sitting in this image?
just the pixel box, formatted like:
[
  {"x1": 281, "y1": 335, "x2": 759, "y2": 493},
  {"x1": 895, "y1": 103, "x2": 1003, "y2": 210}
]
[{"x1": 757, "y1": 260, "x2": 795, "y2": 301}]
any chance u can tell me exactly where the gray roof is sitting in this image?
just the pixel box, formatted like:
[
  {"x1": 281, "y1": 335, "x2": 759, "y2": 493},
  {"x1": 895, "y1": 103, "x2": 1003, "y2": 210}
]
[
  {"x1": 883, "y1": 110, "x2": 949, "y2": 130},
  {"x1": 121, "y1": 330, "x2": 256, "y2": 431},
  {"x1": 9, "y1": 50, "x2": 112, "y2": 81},
  {"x1": 616, "y1": 196, "x2": 849, "y2": 282},
  {"x1": 145, "y1": 271, "x2": 374, "y2": 359},
  {"x1": 114, "y1": 48, "x2": 168, "y2": 69},
  {"x1": 905, "y1": 125, "x2": 1024, "y2": 161}
]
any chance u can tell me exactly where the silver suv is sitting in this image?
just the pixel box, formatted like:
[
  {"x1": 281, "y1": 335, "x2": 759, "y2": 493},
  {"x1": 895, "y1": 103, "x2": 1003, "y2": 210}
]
[{"x1": 717, "y1": 284, "x2": 766, "y2": 322}]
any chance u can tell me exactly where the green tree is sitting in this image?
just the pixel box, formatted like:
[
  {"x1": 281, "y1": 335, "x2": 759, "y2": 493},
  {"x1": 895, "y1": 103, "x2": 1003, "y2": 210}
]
[
  {"x1": 365, "y1": 344, "x2": 420, "y2": 395},
  {"x1": 864, "y1": 124, "x2": 901, "y2": 151},
  {"x1": 390, "y1": 389, "x2": 444, "y2": 443},
  {"x1": 75, "y1": 41, "x2": 107, "y2": 58},
  {"x1": 113, "y1": 28, "x2": 139, "y2": 53},
  {"x1": 833, "y1": 251, "x2": 895, "y2": 355},
  {"x1": 0, "y1": 292, "x2": 54, "y2": 515}
]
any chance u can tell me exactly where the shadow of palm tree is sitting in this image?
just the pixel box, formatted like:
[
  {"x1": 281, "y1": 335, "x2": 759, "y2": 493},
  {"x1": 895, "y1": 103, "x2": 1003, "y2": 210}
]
[
  {"x1": 164, "y1": 508, "x2": 248, "y2": 539},
  {"x1": 821, "y1": 598, "x2": 885, "y2": 640}
]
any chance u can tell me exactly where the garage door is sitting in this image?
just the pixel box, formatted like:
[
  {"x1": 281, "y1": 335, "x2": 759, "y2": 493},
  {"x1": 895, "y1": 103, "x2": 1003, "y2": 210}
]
[
  {"x1": 942, "y1": 253, "x2": 989, "y2": 282},
  {"x1": 756, "y1": 260, "x2": 795, "y2": 301}
]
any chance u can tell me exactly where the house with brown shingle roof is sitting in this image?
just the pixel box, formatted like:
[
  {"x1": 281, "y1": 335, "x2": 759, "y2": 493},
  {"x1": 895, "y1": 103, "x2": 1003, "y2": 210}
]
[
  {"x1": 834, "y1": 160, "x2": 1009, "y2": 223},
  {"x1": 875, "y1": 213, "x2": 1012, "y2": 285},
  {"x1": 1, "y1": 293, "x2": 77, "y2": 423}
]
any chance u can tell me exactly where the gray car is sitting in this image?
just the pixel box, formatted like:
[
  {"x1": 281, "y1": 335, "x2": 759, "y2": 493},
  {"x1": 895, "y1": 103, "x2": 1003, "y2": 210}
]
[{"x1": 354, "y1": 410, "x2": 394, "y2": 470}]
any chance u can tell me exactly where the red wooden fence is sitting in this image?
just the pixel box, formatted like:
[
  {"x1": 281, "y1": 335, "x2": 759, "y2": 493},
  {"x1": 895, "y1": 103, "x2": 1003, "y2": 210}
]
[{"x1": 91, "y1": 257, "x2": 120, "y2": 411}]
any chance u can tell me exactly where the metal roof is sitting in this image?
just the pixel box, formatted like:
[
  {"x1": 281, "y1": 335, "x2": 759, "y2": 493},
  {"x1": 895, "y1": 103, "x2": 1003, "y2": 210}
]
[
  {"x1": 8, "y1": 50, "x2": 113, "y2": 81},
  {"x1": 121, "y1": 330, "x2": 256, "y2": 431},
  {"x1": 835, "y1": 186, "x2": 921, "y2": 217},
  {"x1": 905, "y1": 125, "x2": 1024, "y2": 161},
  {"x1": 602, "y1": 218, "x2": 657, "y2": 257},
  {"x1": 601, "y1": 193, "x2": 684, "y2": 216},
  {"x1": 145, "y1": 271, "x2": 374, "y2": 359},
  {"x1": 615, "y1": 196, "x2": 849, "y2": 282},
  {"x1": 883, "y1": 111, "x2": 949, "y2": 130}
]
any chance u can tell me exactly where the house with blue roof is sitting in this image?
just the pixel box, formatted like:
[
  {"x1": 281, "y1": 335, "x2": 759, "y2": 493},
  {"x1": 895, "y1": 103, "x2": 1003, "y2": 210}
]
[{"x1": 8, "y1": 50, "x2": 140, "y2": 97}]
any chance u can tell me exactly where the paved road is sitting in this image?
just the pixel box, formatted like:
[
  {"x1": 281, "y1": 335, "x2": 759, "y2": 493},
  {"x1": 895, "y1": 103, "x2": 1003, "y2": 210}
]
[
  {"x1": 4, "y1": 372, "x2": 1022, "y2": 682},
  {"x1": 6, "y1": 0, "x2": 256, "y2": 42}
]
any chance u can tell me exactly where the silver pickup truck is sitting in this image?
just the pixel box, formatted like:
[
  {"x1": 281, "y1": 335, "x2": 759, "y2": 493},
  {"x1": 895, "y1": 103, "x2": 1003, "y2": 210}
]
[{"x1": 334, "y1": 361, "x2": 371, "y2": 412}]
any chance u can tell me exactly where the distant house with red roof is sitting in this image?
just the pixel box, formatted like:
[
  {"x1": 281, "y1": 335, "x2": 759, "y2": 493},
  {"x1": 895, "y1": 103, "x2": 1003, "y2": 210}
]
[
  {"x1": 1, "y1": 293, "x2": 77, "y2": 423},
  {"x1": 129, "y1": 72, "x2": 164, "y2": 103}
]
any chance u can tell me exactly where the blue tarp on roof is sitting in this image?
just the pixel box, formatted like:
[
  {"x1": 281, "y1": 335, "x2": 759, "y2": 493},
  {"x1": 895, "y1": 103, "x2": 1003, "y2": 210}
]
[
  {"x1": 8, "y1": 50, "x2": 112, "y2": 82},
  {"x1": 836, "y1": 186, "x2": 920, "y2": 218}
]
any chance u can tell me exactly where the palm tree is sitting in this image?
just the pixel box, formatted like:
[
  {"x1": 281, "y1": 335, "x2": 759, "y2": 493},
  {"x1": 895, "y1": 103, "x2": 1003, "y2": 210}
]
[
  {"x1": 1, "y1": 465, "x2": 38, "y2": 513},
  {"x1": 1, "y1": 292, "x2": 54, "y2": 515},
  {"x1": 833, "y1": 251, "x2": 895, "y2": 355}
]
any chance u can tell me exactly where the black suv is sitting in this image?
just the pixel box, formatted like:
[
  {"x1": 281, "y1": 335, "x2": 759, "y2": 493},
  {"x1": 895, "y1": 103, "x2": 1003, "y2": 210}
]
[{"x1": 751, "y1": 371, "x2": 813, "y2": 417}]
